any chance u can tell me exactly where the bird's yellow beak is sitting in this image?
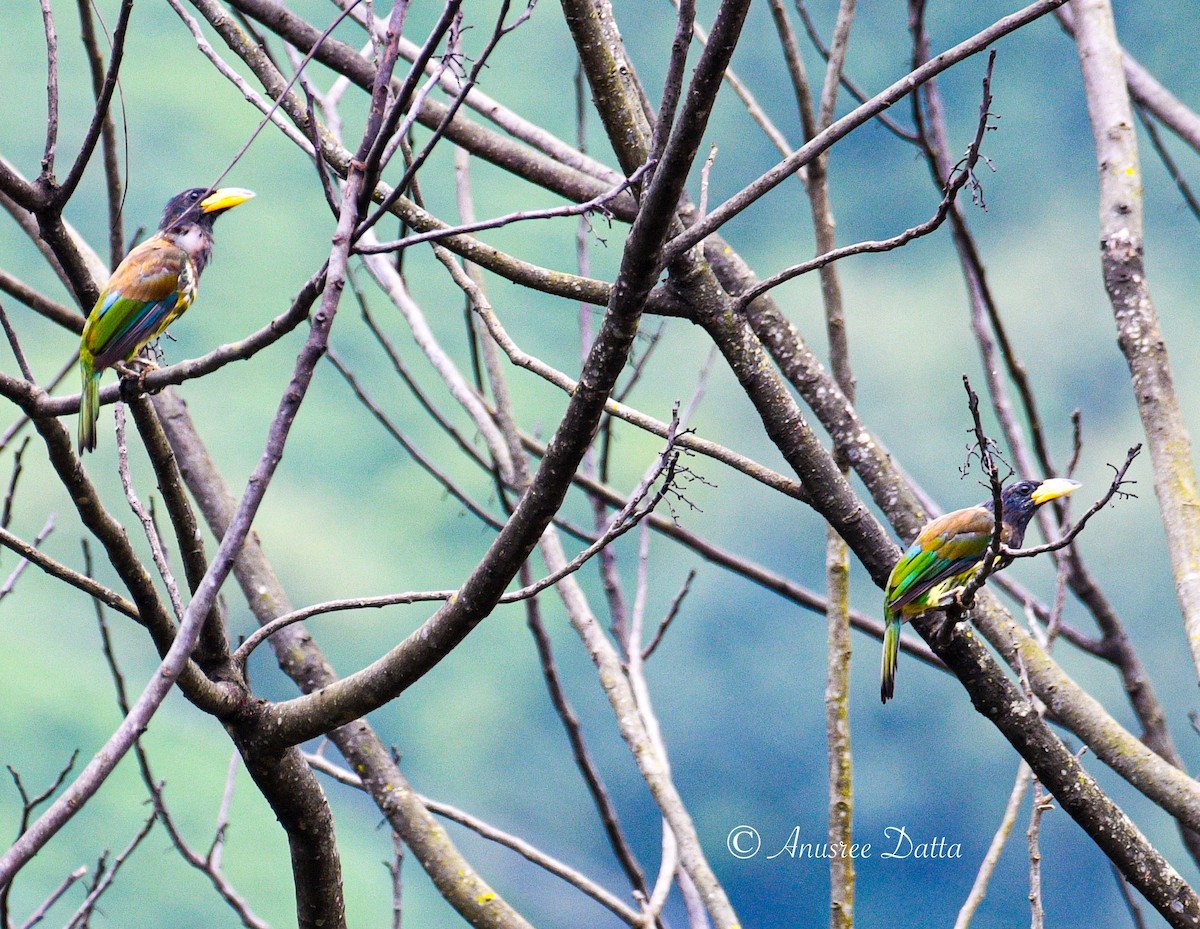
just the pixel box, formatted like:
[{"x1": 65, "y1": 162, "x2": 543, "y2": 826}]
[
  {"x1": 200, "y1": 187, "x2": 256, "y2": 214},
  {"x1": 1031, "y1": 478, "x2": 1082, "y2": 505}
]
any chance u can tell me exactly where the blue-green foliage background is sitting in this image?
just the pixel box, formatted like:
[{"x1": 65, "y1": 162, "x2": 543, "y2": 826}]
[{"x1": 0, "y1": 1, "x2": 1197, "y2": 926}]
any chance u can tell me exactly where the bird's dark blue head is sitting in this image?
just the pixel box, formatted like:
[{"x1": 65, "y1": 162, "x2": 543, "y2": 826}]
[
  {"x1": 983, "y1": 477, "x2": 1082, "y2": 547},
  {"x1": 159, "y1": 187, "x2": 255, "y2": 233}
]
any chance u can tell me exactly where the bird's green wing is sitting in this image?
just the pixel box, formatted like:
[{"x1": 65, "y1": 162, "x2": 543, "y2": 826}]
[
  {"x1": 82, "y1": 237, "x2": 194, "y2": 370},
  {"x1": 885, "y1": 506, "x2": 995, "y2": 612}
]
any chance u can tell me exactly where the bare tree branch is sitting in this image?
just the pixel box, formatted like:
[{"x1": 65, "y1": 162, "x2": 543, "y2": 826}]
[
  {"x1": 737, "y1": 50, "x2": 996, "y2": 309},
  {"x1": 1071, "y1": 0, "x2": 1200, "y2": 685},
  {"x1": 665, "y1": 0, "x2": 1070, "y2": 260},
  {"x1": 955, "y1": 762, "x2": 1033, "y2": 929}
]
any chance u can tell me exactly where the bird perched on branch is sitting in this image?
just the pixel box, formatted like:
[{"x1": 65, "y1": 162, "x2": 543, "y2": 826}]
[
  {"x1": 880, "y1": 477, "x2": 1081, "y2": 703},
  {"x1": 78, "y1": 186, "x2": 255, "y2": 453}
]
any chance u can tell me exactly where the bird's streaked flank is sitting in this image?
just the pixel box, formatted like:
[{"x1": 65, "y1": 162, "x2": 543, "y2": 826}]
[
  {"x1": 78, "y1": 187, "x2": 255, "y2": 453},
  {"x1": 881, "y1": 477, "x2": 1081, "y2": 703}
]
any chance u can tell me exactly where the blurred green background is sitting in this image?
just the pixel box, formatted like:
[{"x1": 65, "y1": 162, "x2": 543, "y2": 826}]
[{"x1": 1, "y1": 0, "x2": 1198, "y2": 926}]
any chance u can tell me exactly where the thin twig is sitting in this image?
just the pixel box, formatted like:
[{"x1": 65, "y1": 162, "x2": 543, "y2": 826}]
[
  {"x1": 232, "y1": 589, "x2": 454, "y2": 668},
  {"x1": 115, "y1": 404, "x2": 184, "y2": 619},
  {"x1": 178, "y1": 0, "x2": 371, "y2": 202},
  {"x1": 52, "y1": 0, "x2": 133, "y2": 208},
  {"x1": 1002, "y1": 445, "x2": 1141, "y2": 560},
  {"x1": 792, "y1": 0, "x2": 918, "y2": 141},
  {"x1": 74, "y1": 0, "x2": 127, "y2": 267},
  {"x1": 463, "y1": 280, "x2": 809, "y2": 501},
  {"x1": 371, "y1": 6, "x2": 462, "y2": 175},
  {"x1": 5, "y1": 752, "x2": 79, "y2": 839},
  {"x1": 0, "y1": 525, "x2": 138, "y2": 620},
  {"x1": 358, "y1": 232, "x2": 515, "y2": 477},
  {"x1": 1, "y1": 436, "x2": 29, "y2": 529},
  {"x1": 91, "y1": 566, "x2": 269, "y2": 929},
  {"x1": 737, "y1": 50, "x2": 997, "y2": 309},
  {"x1": 504, "y1": 428, "x2": 682, "y2": 604},
  {"x1": 303, "y1": 752, "x2": 642, "y2": 925},
  {"x1": 666, "y1": 0, "x2": 792, "y2": 157},
  {"x1": 1027, "y1": 776, "x2": 1051, "y2": 929},
  {"x1": 1136, "y1": 101, "x2": 1200, "y2": 228},
  {"x1": 642, "y1": 569, "x2": 696, "y2": 661},
  {"x1": 354, "y1": 165, "x2": 646, "y2": 254},
  {"x1": 233, "y1": 428, "x2": 682, "y2": 666},
  {"x1": 665, "y1": 0, "x2": 1070, "y2": 260},
  {"x1": 947, "y1": 375, "x2": 1007, "y2": 616},
  {"x1": 0, "y1": 515, "x2": 55, "y2": 603},
  {"x1": 340, "y1": 1, "x2": 622, "y2": 185},
  {"x1": 387, "y1": 830, "x2": 404, "y2": 929},
  {"x1": 0, "y1": 302, "x2": 35, "y2": 383},
  {"x1": 325, "y1": 346, "x2": 507, "y2": 532},
  {"x1": 954, "y1": 762, "x2": 1032, "y2": 929},
  {"x1": 356, "y1": 0, "x2": 535, "y2": 237},
  {"x1": 0, "y1": 269, "x2": 79, "y2": 332},
  {"x1": 38, "y1": 0, "x2": 60, "y2": 177},
  {"x1": 166, "y1": 0, "x2": 316, "y2": 155},
  {"x1": 19, "y1": 865, "x2": 87, "y2": 929},
  {"x1": 207, "y1": 750, "x2": 240, "y2": 870},
  {"x1": 525, "y1": 601, "x2": 651, "y2": 902},
  {"x1": 816, "y1": 0, "x2": 857, "y2": 133},
  {"x1": 64, "y1": 814, "x2": 157, "y2": 929},
  {"x1": 1109, "y1": 862, "x2": 1148, "y2": 929}
]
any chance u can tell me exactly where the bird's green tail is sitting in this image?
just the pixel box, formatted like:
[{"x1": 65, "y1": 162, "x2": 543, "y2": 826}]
[
  {"x1": 78, "y1": 359, "x2": 100, "y2": 454},
  {"x1": 880, "y1": 614, "x2": 900, "y2": 704}
]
